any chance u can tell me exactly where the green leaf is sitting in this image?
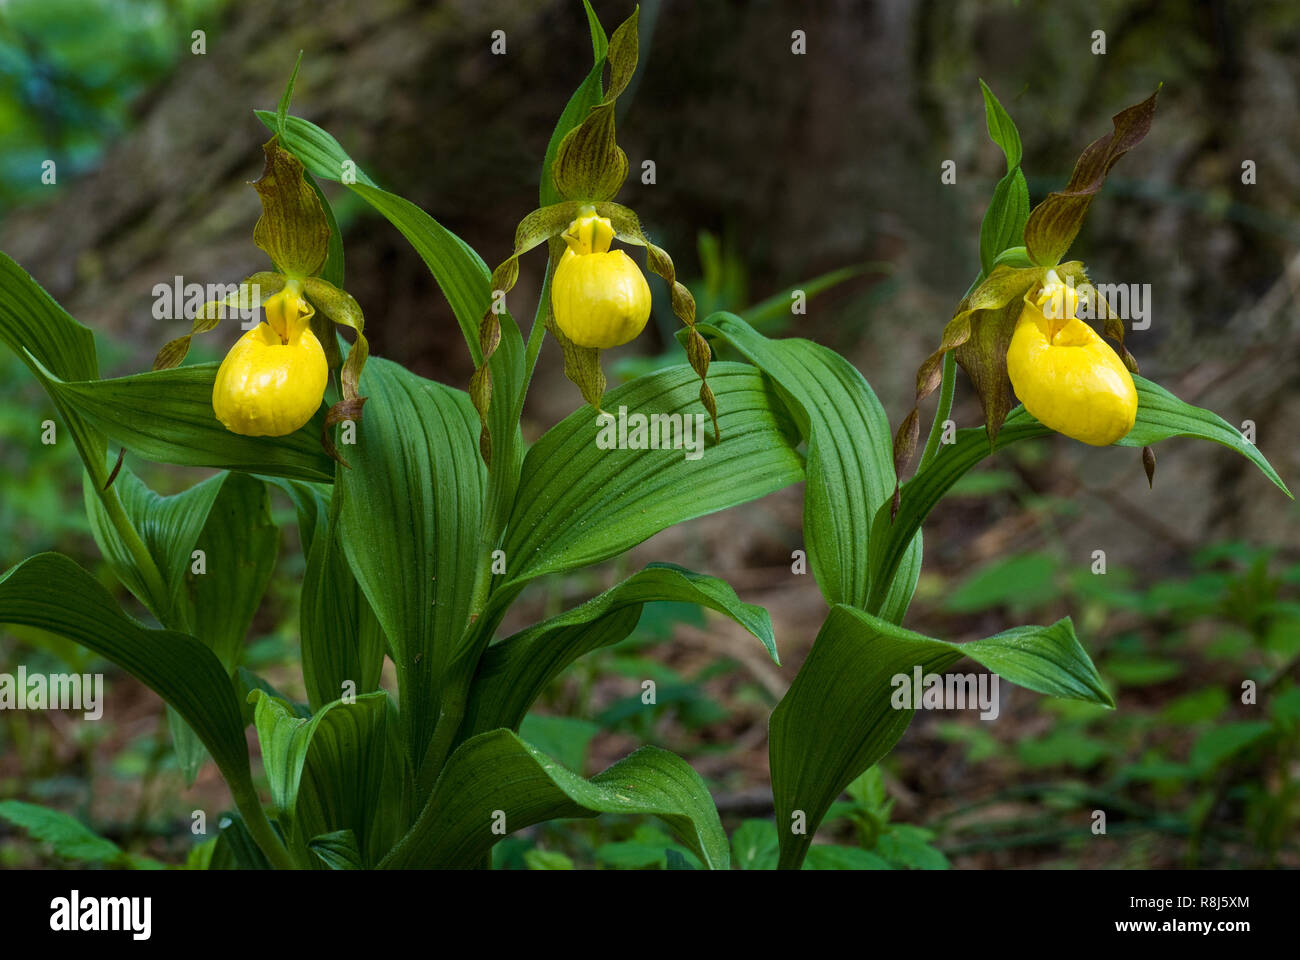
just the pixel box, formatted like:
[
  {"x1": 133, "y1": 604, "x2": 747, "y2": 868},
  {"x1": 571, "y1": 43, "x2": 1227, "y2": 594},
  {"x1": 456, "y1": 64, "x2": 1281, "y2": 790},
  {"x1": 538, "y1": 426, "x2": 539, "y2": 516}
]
[
  {"x1": 803, "y1": 845, "x2": 892, "y2": 870},
  {"x1": 275, "y1": 52, "x2": 303, "y2": 139},
  {"x1": 1113, "y1": 375, "x2": 1291, "y2": 497},
  {"x1": 524, "y1": 848, "x2": 575, "y2": 870},
  {"x1": 977, "y1": 81, "x2": 1030, "y2": 276},
  {"x1": 381, "y1": 729, "x2": 728, "y2": 869},
  {"x1": 0, "y1": 254, "x2": 97, "y2": 381},
  {"x1": 43, "y1": 362, "x2": 334, "y2": 482},
  {"x1": 83, "y1": 466, "x2": 222, "y2": 622},
  {"x1": 0, "y1": 800, "x2": 124, "y2": 865},
  {"x1": 583, "y1": 0, "x2": 609, "y2": 60},
  {"x1": 944, "y1": 551, "x2": 1060, "y2": 614},
  {"x1": 542, "y1": 8, "x2": 607, "y2": 207},
  {"x1": 731, "y1": 819, "x2": 779, "y2": 870},
  {"x1": 299, "y1": 490, "x2": 385, "y2": 712},
  {"x1": 462, "y1": 563, "x2": 777, "y2": 738},
  {"x1": 495, "y1": 362, "x2": 803, "y2": 595},
  {"x1": 770, "y1": 604, "x2": 1110, "y2": 868},
  {"x1": 250, "y1": 690, "x2": 405, "y2": 868},
  {"x1": 85, "y1": 469, "x2": 278, "y2": 670},
  {"x1": 0, "y1": 553, "x2": 255, "y2": 801},
  {"x1": 978, "y1": 79, "x2": 1022, "y2": 169},
  {"x1": 980, "y1": 169, "x2": 1030, "y2": 278},
  {"x1": 868, "y1": 375, "x2": 1290, "y2": 616},
  {"x1": 185, "y1": 472, "x2": 280, "y2": 670},
  {"x1": 738, "y1": 265, "x2": 867, "y2": 333},
  {"x1": 336, "y1": 358, "x2": 485, "y2": 771},
  {"x1": 211, "y1": 812, "x2": 271, "y2": 870},
  {"x1": 1189, "y1": 721, "x2": 1272, "y2": 773},
  {"x1": 0, "y1": 252, "x2": 107, "y2": 480},
  {"x1": 695, "y1": 312, "x2": 918, "y2": 618},
  {"x1": 877, "y1": 824, "x2": 950, "y2": 869},
  {"x1": 307, "y1": 829, "x2": 362, "y2": 870}
]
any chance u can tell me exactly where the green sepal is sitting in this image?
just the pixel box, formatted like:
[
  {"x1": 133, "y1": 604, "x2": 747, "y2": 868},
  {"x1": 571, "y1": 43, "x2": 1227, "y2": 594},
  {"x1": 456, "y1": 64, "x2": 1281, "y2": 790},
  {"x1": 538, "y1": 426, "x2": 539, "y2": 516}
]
[
  {"x1": 252, "y1": 137, "x2": 331, "y2": 279},
  {"x1": 302, "y1": 276, "x2": 370, "y2": 470},
  {"x1": 302, "y1": 275, "x2": 368, "y2": 404},
  {"x1": 552, "y1": 8, "x2": 640, "y2": 202}
]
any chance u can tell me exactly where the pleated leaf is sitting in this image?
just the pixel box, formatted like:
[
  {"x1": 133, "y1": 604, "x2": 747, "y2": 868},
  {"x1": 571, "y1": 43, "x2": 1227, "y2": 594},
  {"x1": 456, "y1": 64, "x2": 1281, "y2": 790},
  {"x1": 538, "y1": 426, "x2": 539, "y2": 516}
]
[
  {"x1": 695, "y1": 312, "x2": 920, "y2": 619},
  {"x1": 0, "y1": 253, "x2": 107, "y2": 480},
  {"x1": 497, "y1": 362, "x2": 803, "y2": 595},
  {"x1": 867, "y1": 376, "x2": 1290, "y2": 614},
  {"x1": 462, "y1": 562, "x2": 775, "y2": 738},
  {"x1": 43, "y1": 362, "x2": 333, "y2": 482},
  {"x1": 335, "y1": 357, "x2": 485, "y2": 773},
  {"x1": 0, "y1": 553, "x2": 254, "y2": 800},
  {"x1": 299, "y1": 491, "x2": 385, "y2": 712},
  {"x1": 251, "y1": 690, "x2": 405, "y2": 868},
  {"x1": 770, "y1": 604, "x2": 1109, "y2": 869},
  {"x1": 381, "y1": 729, "x2": 728, "y2": 869}
]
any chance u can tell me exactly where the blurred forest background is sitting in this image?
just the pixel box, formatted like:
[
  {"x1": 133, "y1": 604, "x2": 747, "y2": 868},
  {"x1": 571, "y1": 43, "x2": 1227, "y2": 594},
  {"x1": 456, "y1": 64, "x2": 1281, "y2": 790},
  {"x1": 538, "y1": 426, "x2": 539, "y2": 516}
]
[{"x1": 1, "y1": 0, "x2": 1298, "y2": 869}]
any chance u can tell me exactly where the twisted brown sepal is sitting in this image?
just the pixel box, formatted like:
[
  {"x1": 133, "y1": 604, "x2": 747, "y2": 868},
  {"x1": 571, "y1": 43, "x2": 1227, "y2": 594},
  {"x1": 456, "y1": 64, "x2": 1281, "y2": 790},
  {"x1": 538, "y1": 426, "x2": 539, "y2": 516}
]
[
  {"x1": 151, "y1": 272, "x2": 285, "y2": 370},
  {"x1": 1142, "y1": 446, "x2": 1156, "y2": 488},
  {"x1": 552, "y1": 9, "x2": 640, "y2": 203},
  {"x1": 890, "y1": 264, "x2": 1053, "y2": 487},
  {"x1": 471, "y1": 203, "x2": 584, "y2": 464},
  {"x1": 1024, "y1": 86, "x2": 1160, "y2": 267},
  {"x1": 322, "y1": 397, "x2": 367, "y2": 469},
  {"x1": 597, "y1": 202, "x2": 718, "y2": 442},
  {"x1": 251, "y1": 138, "x2": 331, "y2": 277},
  {"x1": 301, "y1": 276, "x2": 370, "y2": 462},
  {"x1": 302, "y1": 277, "x2": 368, "y2": 395}
]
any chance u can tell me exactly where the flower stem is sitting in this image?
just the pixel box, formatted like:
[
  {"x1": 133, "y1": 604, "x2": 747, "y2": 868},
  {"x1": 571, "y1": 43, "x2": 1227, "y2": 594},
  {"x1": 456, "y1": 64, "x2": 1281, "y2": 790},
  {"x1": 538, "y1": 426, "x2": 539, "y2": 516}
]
[
  {"x1": 230, "y1": 777, "x2": 296, "y2": 869},
  {"x1": 96, "y1": 478, "x2": 171, "y2": 614},
  {"x1": 917, "y1": 271, "x2": 983, "y2": 474},
  {"x1": 918, "y1": 351, "x2": 956, "y2": 472}
]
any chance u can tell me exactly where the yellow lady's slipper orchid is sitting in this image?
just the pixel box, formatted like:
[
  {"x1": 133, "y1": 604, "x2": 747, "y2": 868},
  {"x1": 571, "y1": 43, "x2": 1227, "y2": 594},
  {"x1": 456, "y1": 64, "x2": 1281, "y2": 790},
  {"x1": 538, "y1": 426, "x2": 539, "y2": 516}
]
[
  {"x1": 212, "y1": 283, "x2": 328, "y2": 437},
  {"x1": 1006, "y1": 271, "x2": 1137, "y2": 446},
  {"x1": 551, "y1": 211, "x2": 652, "y2": 349}
]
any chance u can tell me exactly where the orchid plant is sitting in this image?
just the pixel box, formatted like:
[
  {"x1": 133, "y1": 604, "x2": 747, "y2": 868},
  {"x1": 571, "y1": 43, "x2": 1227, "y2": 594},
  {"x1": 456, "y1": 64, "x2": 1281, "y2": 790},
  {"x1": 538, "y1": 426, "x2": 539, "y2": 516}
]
[{"x1": 0, "y1": 5, "x2": 1288, "y2": 871}]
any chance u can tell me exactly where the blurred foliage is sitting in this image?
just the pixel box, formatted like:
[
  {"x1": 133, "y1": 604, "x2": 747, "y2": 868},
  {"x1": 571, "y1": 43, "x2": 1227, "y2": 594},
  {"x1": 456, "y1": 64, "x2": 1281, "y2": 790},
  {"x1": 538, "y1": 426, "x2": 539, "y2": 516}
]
[{"x1": 0, "y1": 0, "x2": 225, "y2": 212}]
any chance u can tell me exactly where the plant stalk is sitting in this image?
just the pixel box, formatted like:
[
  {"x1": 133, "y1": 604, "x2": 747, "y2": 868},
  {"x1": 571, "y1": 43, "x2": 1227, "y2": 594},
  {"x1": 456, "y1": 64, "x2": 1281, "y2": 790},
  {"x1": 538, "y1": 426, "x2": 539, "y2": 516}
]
[
  {"x1": 917, "y1": 351, "x2": 956, "y2": 472},
  {"x1": 96, "y1": 479, "x2": 171, "y2": 613},
  {"x1": 230, "y1": 777, "x2": 296, "y2": 870}
]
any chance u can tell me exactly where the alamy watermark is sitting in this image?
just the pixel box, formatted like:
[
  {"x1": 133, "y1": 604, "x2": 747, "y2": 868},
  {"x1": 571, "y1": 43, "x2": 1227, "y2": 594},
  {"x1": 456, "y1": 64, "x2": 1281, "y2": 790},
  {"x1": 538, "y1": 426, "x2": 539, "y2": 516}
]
[
  {"x1": 151, "y1": 276, "x2": 262, "y2": 327},
  {"x1": 890, "y1": 667, "x2": 1000, "y2": 720},
  {"x1": 0, "y1": 666, "x2": 103, "y2": 720},
  {"x1": 50, "y1": 891, "x2": 150, "y2": 940},
  {"x1": 1040, "y1": 277, "x2": 1152, "y2": 331},
  {"x1": 595, "y1": 405, "x2": 708, "y2": 461}
]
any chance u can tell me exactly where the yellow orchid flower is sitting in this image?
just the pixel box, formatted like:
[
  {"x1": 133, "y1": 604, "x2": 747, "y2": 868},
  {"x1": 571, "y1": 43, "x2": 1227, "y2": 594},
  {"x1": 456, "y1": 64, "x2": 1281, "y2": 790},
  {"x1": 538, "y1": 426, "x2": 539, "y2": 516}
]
[
  {"x1": 551, "y1": 210, "x2": 652, "y2": 349},
  {"x1": 211, "y1": 281, "x2": 328, "y2": 437},
  {"x1": 1007, "y1": 270, "x2": 1137, "y2": 446}
]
